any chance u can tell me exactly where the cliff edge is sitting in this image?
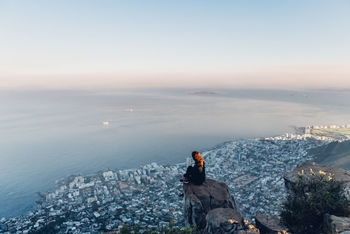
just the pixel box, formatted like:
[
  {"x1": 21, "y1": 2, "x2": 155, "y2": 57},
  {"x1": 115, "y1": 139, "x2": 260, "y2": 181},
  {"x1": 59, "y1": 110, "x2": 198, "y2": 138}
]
[
  {"x1": 183, "y1": 178, "x2": 259, "y2": 233},
  {"x1": 284, "y1": 162, "x2": 350, "y2": 200}
]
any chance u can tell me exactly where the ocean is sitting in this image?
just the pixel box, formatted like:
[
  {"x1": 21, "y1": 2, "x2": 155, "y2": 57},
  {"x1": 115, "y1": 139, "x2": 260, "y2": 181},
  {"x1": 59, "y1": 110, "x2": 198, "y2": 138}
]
[{"x1": 1, "y1": 88, "x2": 350, "y2": 217}]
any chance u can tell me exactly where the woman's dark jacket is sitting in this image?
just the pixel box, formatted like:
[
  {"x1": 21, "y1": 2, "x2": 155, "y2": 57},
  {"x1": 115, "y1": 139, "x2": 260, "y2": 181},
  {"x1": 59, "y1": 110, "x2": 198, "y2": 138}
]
[{"x1": 184, "y1": 162, "x2": 205, "y2": 185}]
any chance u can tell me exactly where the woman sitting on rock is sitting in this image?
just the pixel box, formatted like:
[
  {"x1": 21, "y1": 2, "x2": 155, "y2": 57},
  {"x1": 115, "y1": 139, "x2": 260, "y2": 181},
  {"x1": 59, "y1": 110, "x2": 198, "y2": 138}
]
[{"x1": 181, "y1": 151, "x2": 206, "y2": 185}]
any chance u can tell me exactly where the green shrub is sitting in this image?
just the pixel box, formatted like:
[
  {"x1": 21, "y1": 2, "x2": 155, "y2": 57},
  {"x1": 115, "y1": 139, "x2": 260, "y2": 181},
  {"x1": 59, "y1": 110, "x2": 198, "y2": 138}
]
[{"x1": 280, "y1": 169, "x2": 350, "y2": 234}]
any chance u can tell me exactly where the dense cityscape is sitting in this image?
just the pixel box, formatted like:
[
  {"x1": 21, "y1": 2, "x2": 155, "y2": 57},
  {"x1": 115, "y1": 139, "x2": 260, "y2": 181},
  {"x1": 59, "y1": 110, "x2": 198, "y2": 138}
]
[
  {"x1": 0, "y1": 133, "x2": 330, "y2": 233},
  {"x1": 2, "y1": 0, "x2": 349, "y2": 232}
]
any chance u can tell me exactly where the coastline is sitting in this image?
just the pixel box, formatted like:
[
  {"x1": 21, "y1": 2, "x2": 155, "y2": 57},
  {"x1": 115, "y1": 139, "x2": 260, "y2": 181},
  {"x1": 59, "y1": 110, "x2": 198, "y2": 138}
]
[{"x1": 0, "y1": 132, "x2": 332, "y2": 232}]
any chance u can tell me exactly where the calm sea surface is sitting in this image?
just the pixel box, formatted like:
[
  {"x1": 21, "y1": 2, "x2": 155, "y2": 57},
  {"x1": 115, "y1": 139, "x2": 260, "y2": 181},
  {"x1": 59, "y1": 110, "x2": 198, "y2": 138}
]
[{"x1": 1, "y1": 88, "x2": 350, "y2": 217}]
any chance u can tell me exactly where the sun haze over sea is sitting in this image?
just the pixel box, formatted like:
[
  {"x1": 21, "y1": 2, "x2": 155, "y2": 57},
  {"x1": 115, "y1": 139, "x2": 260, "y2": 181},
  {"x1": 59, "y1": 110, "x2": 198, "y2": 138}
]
[{"x1": 0, "y1": 0, "x2": 349, "y2": 90}]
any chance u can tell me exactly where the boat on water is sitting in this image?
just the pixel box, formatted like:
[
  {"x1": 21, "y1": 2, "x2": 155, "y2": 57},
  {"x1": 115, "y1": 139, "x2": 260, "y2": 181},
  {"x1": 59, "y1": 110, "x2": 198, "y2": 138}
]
[{"x1": 124, "y1": 108, "x2": 134, "y2": 112}]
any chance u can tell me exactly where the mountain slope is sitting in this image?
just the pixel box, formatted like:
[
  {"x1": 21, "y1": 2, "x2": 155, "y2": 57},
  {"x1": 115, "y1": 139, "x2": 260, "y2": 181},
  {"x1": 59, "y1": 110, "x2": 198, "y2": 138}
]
[{"x1": 309, "y1": 140, "x2": 350, "y2": 170}]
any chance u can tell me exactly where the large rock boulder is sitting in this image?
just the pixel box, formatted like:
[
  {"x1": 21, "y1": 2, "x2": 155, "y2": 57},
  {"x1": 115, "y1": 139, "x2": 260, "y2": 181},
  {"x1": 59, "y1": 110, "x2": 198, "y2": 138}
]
[
  {"x1": 324, "y1": 214, "x2": 350, "y2": 234},
  {"x1": 183, "y1": 179, "x2": 240, "y2": 229},
  {"x1": 204, "y1": 208, "x2": 260, "y2": 234},
  {"x1": 205, "y1": 208, "x2": 245, "y2": 233},
  {"x1": 284, "y1": 162, "x2": 350, "y2": 199},
  {"x1": 254, "y1": 214, "x2": 288, "y2": 234}
]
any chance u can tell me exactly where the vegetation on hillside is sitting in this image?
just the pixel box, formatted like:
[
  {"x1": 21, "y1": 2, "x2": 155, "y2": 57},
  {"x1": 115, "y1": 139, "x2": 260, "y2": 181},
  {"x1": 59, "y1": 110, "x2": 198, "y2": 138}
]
[{"x1": 280, "y1": 169, "x2": 350, "y2": 234}]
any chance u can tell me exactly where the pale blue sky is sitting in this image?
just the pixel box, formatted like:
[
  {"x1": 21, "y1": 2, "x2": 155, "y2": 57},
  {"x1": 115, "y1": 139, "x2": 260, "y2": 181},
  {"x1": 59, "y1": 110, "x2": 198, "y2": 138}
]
[{"x1": 0, "y1": 1, "x2": 349, "y2": 89}]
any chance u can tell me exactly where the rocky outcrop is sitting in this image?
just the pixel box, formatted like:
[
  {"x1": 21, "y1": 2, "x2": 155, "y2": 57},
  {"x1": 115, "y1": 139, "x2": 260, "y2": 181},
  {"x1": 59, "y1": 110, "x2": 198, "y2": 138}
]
[
  {"x1": 254, "y1": 214, "x2": 288, "y2": 234},
  {"x1": 205, "y1": 208, "x2": 245, "y2": 233},
  {"x1": 184, "y1": 179, "x2": 250, "y2": 231},
  {"x1": 324, "y1": 214, "x2": 350, "y2": 234},
  {"x1": 283, "y1": 162, "x2": 350, "y2": 233},
  {"x1": 284, "y1": 162, "x2": 350, "y2": 199},
  {"x1": 205, "y1": 208, "x2": 260, "y2": 234}
]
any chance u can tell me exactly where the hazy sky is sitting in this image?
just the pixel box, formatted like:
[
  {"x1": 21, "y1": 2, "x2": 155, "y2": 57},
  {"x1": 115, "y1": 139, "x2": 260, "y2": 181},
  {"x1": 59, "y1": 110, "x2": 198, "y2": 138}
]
[{"x1": 0, "y1": 1, "x2": 349, "y2": 89}]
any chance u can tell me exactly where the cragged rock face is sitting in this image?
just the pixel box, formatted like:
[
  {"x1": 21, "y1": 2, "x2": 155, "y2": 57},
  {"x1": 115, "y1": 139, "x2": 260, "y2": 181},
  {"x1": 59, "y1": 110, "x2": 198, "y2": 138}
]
[
  {"x1": 184, "y1": 179, "x2": 238, "y2": 229},
  {"x1": 284, "y1": 162, "x2": 350, "y2": 199},
  {"x1": 205, "y1": 208, "x2": 245, "y2": 234},
  {"x1": 255, "y1": 214, "x2": 288, "y2": 234},
  {"x1": 183, "y1": 178, "x2": 259, "y2": 234},
  {"x1": 324, "y1": 214, "x2": 350, "y2": 234}
]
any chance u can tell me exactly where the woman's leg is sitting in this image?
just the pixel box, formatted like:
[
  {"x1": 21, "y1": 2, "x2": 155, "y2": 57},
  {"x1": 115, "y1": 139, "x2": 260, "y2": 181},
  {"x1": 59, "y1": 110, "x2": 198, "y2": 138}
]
[
  {"x1": 181, "y1": 166, "x2": 193, "y2": 182},
  {"x1": 184, "y1": 166, "x2": 193, "y2": 177}
]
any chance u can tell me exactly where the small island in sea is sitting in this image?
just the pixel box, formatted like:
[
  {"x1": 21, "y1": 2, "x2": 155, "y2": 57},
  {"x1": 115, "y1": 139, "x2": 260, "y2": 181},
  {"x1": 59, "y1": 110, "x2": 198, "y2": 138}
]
[{"x1": 188, "y1": 91, "x2": 219, "y2": 95}]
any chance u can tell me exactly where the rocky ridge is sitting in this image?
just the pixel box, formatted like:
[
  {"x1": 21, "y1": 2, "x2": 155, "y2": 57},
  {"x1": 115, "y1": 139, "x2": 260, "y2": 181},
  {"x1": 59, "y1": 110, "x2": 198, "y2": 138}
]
[{"x1": 183, "y1": 179, "x2": 259, "y2": 233}]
